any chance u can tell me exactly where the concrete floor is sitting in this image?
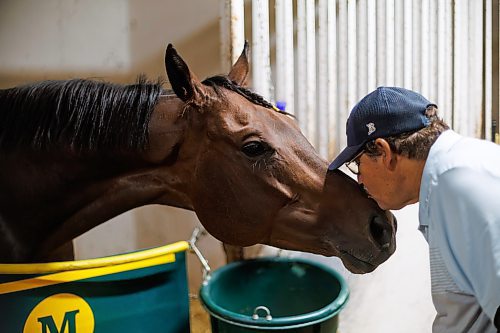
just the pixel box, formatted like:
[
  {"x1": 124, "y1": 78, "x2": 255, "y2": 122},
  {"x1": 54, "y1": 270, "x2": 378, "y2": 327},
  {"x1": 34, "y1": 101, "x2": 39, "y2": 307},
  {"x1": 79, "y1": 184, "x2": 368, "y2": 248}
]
[{"x1": 190, "y1": 297, "x2": 211, "y2": 333}]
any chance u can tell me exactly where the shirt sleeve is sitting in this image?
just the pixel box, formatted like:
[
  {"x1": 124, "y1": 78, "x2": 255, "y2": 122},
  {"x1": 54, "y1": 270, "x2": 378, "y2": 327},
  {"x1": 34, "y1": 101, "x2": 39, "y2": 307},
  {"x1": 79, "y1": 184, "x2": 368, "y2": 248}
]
[{"x1": 430, "y1": 166, "x2": 500, "y2": 322}]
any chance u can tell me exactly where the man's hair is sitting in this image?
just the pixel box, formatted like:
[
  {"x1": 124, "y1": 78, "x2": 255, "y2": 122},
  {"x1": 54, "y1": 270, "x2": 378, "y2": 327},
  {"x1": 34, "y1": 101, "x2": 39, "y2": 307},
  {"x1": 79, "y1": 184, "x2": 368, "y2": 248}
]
[{"x1": 364, "y1": 105, "x2": 449, "y2": 160}]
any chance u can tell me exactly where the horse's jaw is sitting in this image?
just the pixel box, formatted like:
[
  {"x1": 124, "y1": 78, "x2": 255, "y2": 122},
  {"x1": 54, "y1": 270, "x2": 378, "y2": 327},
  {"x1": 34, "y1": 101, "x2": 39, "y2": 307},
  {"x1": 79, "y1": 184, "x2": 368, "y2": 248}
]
[
  {"x1": 265, "y1": 202, "x2": 339, "y2": 256},
  {"x1": 267, "y1": 197, "x2": 397, "y2": 274}
]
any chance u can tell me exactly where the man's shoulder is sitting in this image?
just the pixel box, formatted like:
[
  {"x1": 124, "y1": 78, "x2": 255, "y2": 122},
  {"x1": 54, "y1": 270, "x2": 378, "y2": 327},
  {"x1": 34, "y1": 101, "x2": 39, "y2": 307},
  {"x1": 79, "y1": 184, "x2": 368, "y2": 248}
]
[
  {"x1": 420, "y1": 130, "x2": 500, "y2": 222},
  {"x1": 429, "y1": 130, "x2": 500, "y2": 176}
]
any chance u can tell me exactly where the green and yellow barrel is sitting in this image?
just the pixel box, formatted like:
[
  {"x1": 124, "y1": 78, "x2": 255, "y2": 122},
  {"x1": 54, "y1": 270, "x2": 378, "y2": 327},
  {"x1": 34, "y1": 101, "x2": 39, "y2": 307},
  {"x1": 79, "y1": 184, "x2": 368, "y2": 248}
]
[{"x1": 0, "y1": 241, "x2": 190, "y2": 333}]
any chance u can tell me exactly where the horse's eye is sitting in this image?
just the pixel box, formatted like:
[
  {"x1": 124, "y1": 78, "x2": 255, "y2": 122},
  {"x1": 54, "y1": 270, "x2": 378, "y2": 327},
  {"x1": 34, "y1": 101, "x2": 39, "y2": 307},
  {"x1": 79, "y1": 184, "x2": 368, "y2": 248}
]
[{"x1": 242, "y1": 141, "x2": 269, "y2": 157}]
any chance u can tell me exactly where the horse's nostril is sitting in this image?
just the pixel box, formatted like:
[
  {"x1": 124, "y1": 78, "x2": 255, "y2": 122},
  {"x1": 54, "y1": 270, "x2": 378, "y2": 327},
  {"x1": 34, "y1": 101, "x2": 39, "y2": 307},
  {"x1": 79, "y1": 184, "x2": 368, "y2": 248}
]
[{"x1": 370, "y1": 215, "x2": 392, "y2": 250}]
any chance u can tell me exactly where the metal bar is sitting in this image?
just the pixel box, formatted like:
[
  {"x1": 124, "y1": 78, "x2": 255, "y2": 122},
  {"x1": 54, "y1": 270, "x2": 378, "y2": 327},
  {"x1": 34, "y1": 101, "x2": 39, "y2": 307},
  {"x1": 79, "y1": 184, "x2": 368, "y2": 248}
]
[
  {"x1": 276, "y1": 0, "x2": 285, "y2": 98},
  {"x1": 338, "y1": 0, "x2": 348, "y2": 149},
  {"x1": 492, "y1": 0, "x2": 500, "y2": 143},
  {"x1": 444, "y1": 0, "x2": 454, "y2": 125},
  {"x1": 429, "y1": 0, "x2": 438, "y2": 103},
  {"x1": 305, "y1": 0, "x2": 317, "y2": 147},
  {"x1": 357, "y1": 0, "x2": 367, "y2": 98},
  {"x1": 376, "y1": 0, "x2": 386, "y2": 85},
  {"x1": 437, "y1": 0, "x2": 446, "y2": 110},
  {"x1": 367, "y1": 0, "x2": 376, "y2": 91},
  {"x1": 347, "y1": 0, "x2": 357, "y2": 111},
  {"x1": 385, "y1": 0, "x2": 395, "y2": 86},
  {"x1": 394, "y1": 0, "x2": 404, "y2": 87},
  {"x1": 275, "y1": 0, "x2": 294, "y2": 115},
  {"x1": 485, "y1": 0, "x2": 492, "y2": 140},
  {"x1": 296, "y1": 0, "x2": 307, "y2": 131},
  {"x1": 318, "y1": 0, "x2": 329, "y2": 157},
  {"x1": 412, "y1": 0, "x2": 422, "y2": 91},
  {"x1": 188, "y1": 227, "x2": 212, "y2": 284},
  {"x1": 403, "y1": 0, "x2": 413, "y2": 88},
  {"x1": 327, "y1": 0, "x2": 338, "y2": 156},
  {"x1": 420, "y1": 0, "x2": 430, "y2": 97},
  {"x1": 453, "y1": 0, "x2": 469, "y2": 134},
  {"x1": 469, "y1": 0, "x2": 484, "y2": 138},
  {"x1": 252, "y1": 0, "x2": 272, "y2": 101},
  {"x1": 219, "y1": 0, "x2": 245, "y2": 72}
]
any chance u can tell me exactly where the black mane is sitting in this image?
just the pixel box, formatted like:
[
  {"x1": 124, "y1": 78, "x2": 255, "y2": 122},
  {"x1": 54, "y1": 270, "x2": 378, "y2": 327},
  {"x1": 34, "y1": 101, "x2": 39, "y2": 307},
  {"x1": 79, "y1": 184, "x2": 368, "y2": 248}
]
[
  {"x1": 0, "y1": 77, "x2": 163, "y2": 151},
  {"x1": 202, "y1": 75, "x2": 292, "y2": 117},
  {"x1": 0, "y1": 74, "x2": 288, "y2": 152}
]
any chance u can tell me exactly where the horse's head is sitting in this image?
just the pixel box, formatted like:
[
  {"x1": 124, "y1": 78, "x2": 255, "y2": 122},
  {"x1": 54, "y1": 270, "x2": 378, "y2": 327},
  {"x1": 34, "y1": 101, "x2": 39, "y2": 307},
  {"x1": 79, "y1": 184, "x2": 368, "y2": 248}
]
[{"x1": 163, "y1": 44, "x2": 396, "y2": 273}]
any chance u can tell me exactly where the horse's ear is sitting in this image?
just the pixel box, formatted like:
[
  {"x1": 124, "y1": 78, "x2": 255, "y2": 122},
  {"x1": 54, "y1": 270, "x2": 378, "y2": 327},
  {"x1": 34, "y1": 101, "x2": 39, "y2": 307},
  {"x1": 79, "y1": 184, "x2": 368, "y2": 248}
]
[
  {"x1": 228, "y1": 41, "x2": 250, "y2": 87},
  {"x1": 165, "y1": 44, "x2": 205, "y2": 103}
]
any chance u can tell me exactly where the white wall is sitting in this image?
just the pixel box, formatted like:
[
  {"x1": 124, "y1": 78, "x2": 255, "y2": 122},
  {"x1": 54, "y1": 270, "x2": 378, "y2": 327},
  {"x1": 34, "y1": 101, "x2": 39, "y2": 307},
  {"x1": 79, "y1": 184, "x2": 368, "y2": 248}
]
[{"x1": 0, "y1": 0, "x2": 222, "y2": 81}]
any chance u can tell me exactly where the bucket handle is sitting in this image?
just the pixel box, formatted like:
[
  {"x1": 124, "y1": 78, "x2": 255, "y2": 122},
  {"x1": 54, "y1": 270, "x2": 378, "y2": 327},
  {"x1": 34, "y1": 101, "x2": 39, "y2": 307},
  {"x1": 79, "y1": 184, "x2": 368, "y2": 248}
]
[
  {"x1": 189, "y1": 227, "x2": 212, "y2": 284},
  {"x1": 252, "y1": 306, "x2": 273, "y2": 321}
]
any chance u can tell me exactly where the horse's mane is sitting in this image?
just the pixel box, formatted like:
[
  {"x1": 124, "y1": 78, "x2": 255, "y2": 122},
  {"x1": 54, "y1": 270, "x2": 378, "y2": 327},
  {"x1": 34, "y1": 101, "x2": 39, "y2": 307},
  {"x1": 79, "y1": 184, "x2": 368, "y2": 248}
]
[
  {"x1": 0, "y1": 76, "x2": 163, "y2": 151},
  {"x1": 202, "y1": 75, "x2": 292, "y2": 117},
  {"x1": 0, "y1": 74, "x2": 286, "y2": 152}
]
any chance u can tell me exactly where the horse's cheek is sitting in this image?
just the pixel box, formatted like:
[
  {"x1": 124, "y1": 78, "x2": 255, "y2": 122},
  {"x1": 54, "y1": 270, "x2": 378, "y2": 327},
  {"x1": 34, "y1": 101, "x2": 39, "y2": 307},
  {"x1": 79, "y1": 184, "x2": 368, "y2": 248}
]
[
  {"x1": 191, "y1": 157, "x2": 236, "y2": 236},
  {"x1": 190, "y1": 154, "x2": 265, "y2": 245}
]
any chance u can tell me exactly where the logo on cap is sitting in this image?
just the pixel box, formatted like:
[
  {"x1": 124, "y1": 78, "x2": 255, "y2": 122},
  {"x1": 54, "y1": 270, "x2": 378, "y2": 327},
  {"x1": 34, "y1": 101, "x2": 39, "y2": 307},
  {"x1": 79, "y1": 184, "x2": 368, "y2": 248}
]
[{"x1": 366, "y1": 123, "x2": 376, "y2": 135}]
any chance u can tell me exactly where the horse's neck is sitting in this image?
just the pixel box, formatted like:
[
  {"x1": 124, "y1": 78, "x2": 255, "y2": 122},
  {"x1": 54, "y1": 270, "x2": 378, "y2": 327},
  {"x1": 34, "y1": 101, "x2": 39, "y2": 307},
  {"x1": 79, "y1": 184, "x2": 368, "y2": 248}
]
[
  {"x1": 141, "y1": 94, "x2": 197, "y2": 208},
  {"x1": 0, "y1": 95, "x2": 198, "y2": 262},
  {"x1": 38, "y1": 96, "x2": 199, "y2": 260}
]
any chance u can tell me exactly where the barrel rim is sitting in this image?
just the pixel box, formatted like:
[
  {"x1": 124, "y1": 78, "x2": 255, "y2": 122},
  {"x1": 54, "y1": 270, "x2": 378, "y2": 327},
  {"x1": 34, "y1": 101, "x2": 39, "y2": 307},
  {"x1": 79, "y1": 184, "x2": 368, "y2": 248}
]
[
  {"x1": 199, "y1": 257, "x2": 349, "y2": 328},
  {"x1": 0, "y1": 241, "x2": 189, "y2": 274}
]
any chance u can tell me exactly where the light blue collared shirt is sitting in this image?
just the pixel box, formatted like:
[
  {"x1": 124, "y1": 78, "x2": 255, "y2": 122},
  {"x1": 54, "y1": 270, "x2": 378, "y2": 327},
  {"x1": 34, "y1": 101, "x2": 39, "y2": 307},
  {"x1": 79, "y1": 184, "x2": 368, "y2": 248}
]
[{"x1": 419, "y1": 130, "x2": 500, "y2": 332}]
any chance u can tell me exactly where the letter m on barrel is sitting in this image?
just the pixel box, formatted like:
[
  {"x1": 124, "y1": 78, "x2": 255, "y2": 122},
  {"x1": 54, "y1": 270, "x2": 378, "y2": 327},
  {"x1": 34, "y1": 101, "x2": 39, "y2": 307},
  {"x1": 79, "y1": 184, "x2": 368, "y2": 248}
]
[{"x1": 37, "y1": 310, "x2": 79, "y2": 333}]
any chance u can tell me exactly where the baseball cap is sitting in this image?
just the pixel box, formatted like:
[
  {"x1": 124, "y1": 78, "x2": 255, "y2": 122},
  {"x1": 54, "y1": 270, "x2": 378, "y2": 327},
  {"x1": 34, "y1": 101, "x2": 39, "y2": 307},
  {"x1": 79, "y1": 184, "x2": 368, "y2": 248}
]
[{"x1": 328, "y1": 87, "x2": 436, "y2": 170}]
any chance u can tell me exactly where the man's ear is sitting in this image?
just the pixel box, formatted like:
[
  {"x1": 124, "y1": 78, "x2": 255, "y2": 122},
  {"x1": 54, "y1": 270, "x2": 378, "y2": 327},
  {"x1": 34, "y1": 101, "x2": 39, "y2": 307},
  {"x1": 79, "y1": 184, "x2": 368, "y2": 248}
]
[{"x1": 374, "y1": 138, "x2": 397, "y2": 171}]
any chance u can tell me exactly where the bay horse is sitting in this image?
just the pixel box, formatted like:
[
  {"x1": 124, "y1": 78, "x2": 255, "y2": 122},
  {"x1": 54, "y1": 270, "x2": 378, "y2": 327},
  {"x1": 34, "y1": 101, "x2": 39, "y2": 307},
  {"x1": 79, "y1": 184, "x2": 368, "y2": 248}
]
[{"x1": 0, "y1": 43, "x2": 396, "y2": 274}]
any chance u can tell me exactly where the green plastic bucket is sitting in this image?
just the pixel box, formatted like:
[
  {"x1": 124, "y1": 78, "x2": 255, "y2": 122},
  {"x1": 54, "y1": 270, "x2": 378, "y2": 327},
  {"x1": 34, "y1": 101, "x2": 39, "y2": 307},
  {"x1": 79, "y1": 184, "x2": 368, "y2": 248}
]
[
  {"x1": 200, "y1": 257, "x2": 349, "y2": 333},
  {"x1": 0, "y1": 241, "x2": 190, "y2": 333}
]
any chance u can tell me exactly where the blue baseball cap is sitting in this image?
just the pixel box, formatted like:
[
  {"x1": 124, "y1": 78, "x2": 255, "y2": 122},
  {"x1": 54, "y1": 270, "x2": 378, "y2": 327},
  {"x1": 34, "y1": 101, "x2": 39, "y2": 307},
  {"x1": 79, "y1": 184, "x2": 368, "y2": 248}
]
[{"x1": 328, "y1": 87, "x2": 436, "y2": 170}]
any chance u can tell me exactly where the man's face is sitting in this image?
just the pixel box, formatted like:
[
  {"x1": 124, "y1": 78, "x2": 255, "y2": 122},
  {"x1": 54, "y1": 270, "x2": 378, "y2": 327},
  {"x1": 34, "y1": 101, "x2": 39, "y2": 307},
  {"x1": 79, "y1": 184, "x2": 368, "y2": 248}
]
[{"x1": 354, "y1": 139, "x2": 418, "y2": 210}]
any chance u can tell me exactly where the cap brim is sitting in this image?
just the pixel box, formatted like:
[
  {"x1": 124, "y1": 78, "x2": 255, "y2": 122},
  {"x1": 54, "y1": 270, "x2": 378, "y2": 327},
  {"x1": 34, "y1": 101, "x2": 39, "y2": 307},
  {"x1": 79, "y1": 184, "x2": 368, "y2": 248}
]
[{"x1": 328, "y1": 144, "x2": 365, "y2": 170}]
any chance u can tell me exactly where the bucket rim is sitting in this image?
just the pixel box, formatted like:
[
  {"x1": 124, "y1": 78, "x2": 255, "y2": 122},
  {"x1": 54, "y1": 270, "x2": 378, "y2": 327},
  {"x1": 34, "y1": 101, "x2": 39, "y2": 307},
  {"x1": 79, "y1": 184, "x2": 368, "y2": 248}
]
[
  {"x1": 0, "y1": 241, "x2": 189, "y2": 275},
  {"x1": 199, "y1": 257, "x2": 349, "y2": 329}
]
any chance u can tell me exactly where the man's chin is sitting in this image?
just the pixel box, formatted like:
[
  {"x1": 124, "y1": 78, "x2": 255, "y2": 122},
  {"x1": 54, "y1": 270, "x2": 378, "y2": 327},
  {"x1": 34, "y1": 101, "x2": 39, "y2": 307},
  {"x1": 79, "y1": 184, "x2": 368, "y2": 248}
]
[
  {"x1": 374, "y1": 199, "x2": 391, "y2": 211},
  {"x1": 376, "y1": 201, "x2": 399, "y2": 211},
  {"x1": 377, "y1": 198, "x2": 413, "y2": 211}
]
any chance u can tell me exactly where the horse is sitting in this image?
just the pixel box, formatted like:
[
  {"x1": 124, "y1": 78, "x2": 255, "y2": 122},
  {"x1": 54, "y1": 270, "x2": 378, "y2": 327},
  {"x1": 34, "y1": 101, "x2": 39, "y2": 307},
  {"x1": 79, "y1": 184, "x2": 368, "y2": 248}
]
[{"x1": 0, "y1": 42, "x2": 396, "y2": 274}]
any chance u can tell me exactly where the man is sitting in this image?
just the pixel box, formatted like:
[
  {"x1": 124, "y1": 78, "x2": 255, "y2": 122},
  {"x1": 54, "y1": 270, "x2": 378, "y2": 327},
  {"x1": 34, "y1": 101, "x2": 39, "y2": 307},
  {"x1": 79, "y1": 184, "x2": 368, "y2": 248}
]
[{"x1": 329, "y1": 87, "x2": 500, "y2": 332}]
